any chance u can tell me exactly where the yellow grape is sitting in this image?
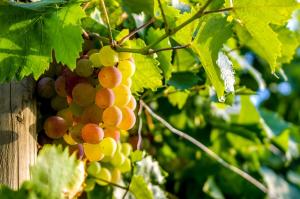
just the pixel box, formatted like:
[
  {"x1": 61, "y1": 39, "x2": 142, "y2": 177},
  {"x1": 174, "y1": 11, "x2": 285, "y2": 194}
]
[
  {"x1": 118, "y1": 52, "x2": 132, "y2": 61},
  {"x1": 95, "y1": 88, "x2": 115, "y2": 109},
  {"x1": 99, "y1": 137, "x2": 117, "y2": 157},
  {"x1": 87, "y1": 49, "x2": 99, "y2": 56},
  {"x1": 72, "y1": 83, "x2": 96, "y2": 107},
  {"x1": 87, "y1": 161, "x2": 101, "y2": 176},
  {"x1": 121, "y1": 78, "x2": 132, "y2": 87},
  {"x1": 95, "y1": 168, "x2": 111, "y2": 186},
  {"x1": 98, "y1": 67, "x2": 122, "y2": 88},
  {"x1": 44, "y1": 116, "x2": 68, "y2": 139},
  {"x1": 81, "y1": 104, "x2": 103, "y2": 124},
  {"x1": 113, "y1": 85, "x2": 131, "y2": 106},
  {"x1": 75, "y1": 59, "x2": 93, "y2": 77},
  {"x1": 81, "y1": 123, "x2": 104, "y2": 144},
  {"x1": 98, "y1": 46, "x2": 119, "y2": 66},
  {"x1": 89, "y1": 52, "x2": 102, "y2": 67},
  {"x1": 102, "y1": 106, "x2": 122, "y2": 127},
  {"x1": 121, "y1": 143, "x2": 133, "y2": 157},
  {"x1": 118, "y1": 60, "x2": 135, "y2": 79},
  {"x1": 119, "y1": 158, "x2": 131, "y2": 173},
  {"x1": 83, "y1": 143, "x2": 104, "y2": 162},
  {"x1": 111, "y1": 168, "x2": 122, "y2": 184},
  {"x1": 110, "y1": 150, "x2": 125, "y2": 167},
  {"x1": 69, "y1": 123, "x2": 85, "y2": 143},
  {"x1": 118, "y1": 107, "x2": 136, "y2": 130},
  {"x1": 63, "y1": 133, "x2": 77, "y2": 145},
  {"x1": 126, "y1": 95, "x2": 137, "y2": 110},
  {"x1": 104, "y1": 128, "x2": 120, "y2": 141}
]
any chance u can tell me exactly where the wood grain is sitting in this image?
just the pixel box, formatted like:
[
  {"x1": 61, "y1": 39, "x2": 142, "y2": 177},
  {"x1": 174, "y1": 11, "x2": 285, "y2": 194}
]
[{"x1": 0, "y1": 78, "x2": 37, "y2": 189}]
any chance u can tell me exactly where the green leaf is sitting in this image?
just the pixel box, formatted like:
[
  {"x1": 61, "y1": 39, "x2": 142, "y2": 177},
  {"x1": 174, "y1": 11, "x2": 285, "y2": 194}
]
[
  {"x1": 146, "y1": 28, "x2": 172, "y2": 80},
  {"x1": 131, "y1": 150, "x2": 146, "y2": 163},
  {"x1": 129, "y1": 175, "x2": 154, "y2": 199},
  {"x1": 122, "y1": 0, "x2": 154, "y2": 16},
  {"x1": 87, "y1": 185, "x2": 113, "y2": 199},
  {"x1": 238, "y1": 96, "x2": 260, "y2": 124},
  {"x1": 168, "y1": 91, "x2": 189, "y2": 109},
  {"x1": 233, "y1": 0, "x2": 298, "y2": 72},
  {"x1": 192, "y1": 15, "x2": 233, "y2": 99},
  {"x1": 173, "y1": 10, "x2": 197, "y2": 44},
  {"x1": 167, "y1": 71, "x2": 201, "y2": 90},
  {"x1": 0, "y1": 1, "x2": 84, "y2": 82},
  {"x1": 130, "y1": 39, "x2": 163, "y2": 93}
]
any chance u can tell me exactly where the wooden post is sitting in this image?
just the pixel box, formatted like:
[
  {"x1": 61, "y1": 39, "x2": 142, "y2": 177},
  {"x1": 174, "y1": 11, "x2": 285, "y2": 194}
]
[{"x1": 0, "y1": 78, "x2": 37, "y2": 189}]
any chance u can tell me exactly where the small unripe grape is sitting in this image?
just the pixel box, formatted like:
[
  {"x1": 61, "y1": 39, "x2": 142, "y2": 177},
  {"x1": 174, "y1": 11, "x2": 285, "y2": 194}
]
[
  {"x1": 95, "y1": 168, "x2": 112, "y2": 186},
  {"x1": 121, "y1": 143, "x2": 133, "y2": 157},
  {"x1": 37, "y1": 77, "x2": 56, "y2": 98},
  {"x1": 102, "y1": 106, "x2": 122, "y2": 127},
  {"x1": 44, "y1": 116, "x2": 68, "y2": 139},
  {"x1": 55, "y1": 76, "x2": 67, "y2": 97},
  {"x1": 104, "y1": 128, "x2": 120, "y2": 141},
  {"x1": 98, "y1": 67, "x2": 122, "y2": 88},
  {"x1": 81, "y1": 123, "x2": 104, "y2": 144},
  {"x1": 83, "y1": 143, "x2": 105, "y2": 162},
  {"x1": 126, "y1": 95, "x2": 137, "y2": 110},
  {"x1": 95, "y1": 88, "x2": 115, "y2": 109},
  {"x1": 72, "y1": 83, "x2": 96, "y2": 107},
  {"x1": 69, "y1": 102, "x2": 84, "y2": 117},
  {"x1": 118, "y1": 60, "x2": 136, "y2": 79},
  {"x1": 98, "y1": 46, "x2": 119, "y2": 66},
  {"x1": 121, "y1": 78, "x2": 132, "y2": 87},
  {"x1": 99, "y1": 137, "x2": 117, "y2": 157},
  {"x1": 89, "y1": 52, "x2": 102, "y2": 67},
  {"x1": 85, "y1": 178, "x2": 96, "y2": 192},
  {"x1": 118, "y1": 107, "x2": 136, "y2": 130},
  {"x1": 50, "y1": 95, "x2": 68, "y2": 111},
  {"x1": 118, "y1": 52, "x2": 132, "y2": 61},
  {"x1": 87, "y1": 162, "x2": 101, "y2": 176},
  {"x1": 119, "y1": 158, "x2": 131, "y2": 173},
  {"x1": 113, "y1": 85, "x2": 131, "y2": 107},
  {"x1": 111, "y1": 168, "x2": 122, "y2": 184},
  {"x1": 75, "y1": 59, "x2": 93, "y2": 77},
  {"x1": 63, "y1": 133, "x2": 77, "y2": 145},
  {"x1": 81, "y1": 104, "x2": 103, "y2": 124},
  {"x1": 70, "y1": 123, "x2": 85, "y2": 143},
  {"x1": 111, "y1": 150, "x2": 126, "y2": 167},
  {"x1": 87, "y1": 49, "x2": 99, "y2": 56}
]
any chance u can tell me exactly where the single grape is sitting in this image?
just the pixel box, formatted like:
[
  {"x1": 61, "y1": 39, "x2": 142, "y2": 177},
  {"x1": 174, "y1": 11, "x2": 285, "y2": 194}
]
[
  {"x1": 98, "y1": 46, "x2": 119, "y2": 66},
  {"x1": 44, "y1": 116, "x2": 68, "y2": 139},
  {"x1": 70, "y1": 123, "x2": 85, "y2": 143},
  {"x1": 69, "y1": 102, "x2": 84, "y2": 117},
  {"x1": 118, "y1": 60, "x2": 136, "y2": 79},
  {"x1": 75, "y1": 59, "x2": 93, "y2": 77},
  {"x1": 121, "y1": 143, "x2": 133, "y2": 157},
  {"x1": 119, "y1": 158, "x2": 131, "y2": 173},
  {"x1": 110, "y1": 150, "x2": 126, "y2": 167},
  {"x1": 81, "y1": 104, "x2": 103, "y2": 124},
  {"x1": 50, "y1": 95, "x2": 68, "y2": 111},
  {"x1": 63, "y1": 133, "x2": 77, "y2": 145},
  {"x1": 95, "y1": 168, "x2": 112, "y2": 186},
  {"x1": 118, "y1": 107, "x2": 136, "y2": 130},
  {"x1": 98, "y1": 67, "x2": 122, "y2": 88},
  {"x1": 55, "y1": 76, "x2": 67, "y2": 97},
  {"x1": 83, "y1": 143, "x2": 104, "y2": 162},
  {"x1": 99, "y1": 137, "x2": 117, "y2": 157},
  {"x1": 72, "y1": 83, "x2": 96, "y2": 107},
  {"x1": 57, "y1": 108, "x2": 73, "y2": 126},
  {"x1": 89, "y1": 52, "x2": 102, "y2": 67},
  {"x1": 111, "y1": 168, "x2": 122, "y2": 184},
  {"x1": 113, "y1": 85, "x2": 131, "y2": 106},
  {"x1": 121, "y1": 78, "x2": 132, "y2": 87},
  {"x1": 104, "y1": 128, "x2": 120, "y2": 141},
  {"x1": 87, "y1": 161, "x2": 101, "y2": 176},
  {"x1": 87, "y1": 49, "x2": 99, "y2": 57},
  {"x1": 102, "y1": 106, "x2": 122, "y2": 127},
  {"x1": 63, "y1": 69, "x2": 87, "y2": 96},
  {"x1": 95, "y1": 88, "x2": 115, "y2": 109},
  {"x1": 126, "y1": 95, "x2": 137, "y2": 110},
  {"x1": 81, "y1": 123, "x2": 104, "y2": 144},
  {"x1": 37, "y1": 77, "x2": 56, "y2": 98},
  {"x1": 118, "y1": 52, "x2": 132, "y2": 61},
  {"x1": 84, "y1": 178, "x2": 96, "y2": 192}
]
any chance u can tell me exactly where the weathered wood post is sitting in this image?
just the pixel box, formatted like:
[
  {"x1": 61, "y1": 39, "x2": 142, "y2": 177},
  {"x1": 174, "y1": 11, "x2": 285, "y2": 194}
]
[{"x1": 0, "y1": 78, "x2": 37, "y2": 189}]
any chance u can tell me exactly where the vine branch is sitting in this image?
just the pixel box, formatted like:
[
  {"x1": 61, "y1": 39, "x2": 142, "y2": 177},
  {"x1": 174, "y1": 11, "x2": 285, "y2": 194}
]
[
  {"x1": 157, "y1": 0, "x2": 170, "y2": 34},
  {"x1": 140, "y1": 100, "x2": 268, "y2": 194},
  {"x1": 203, "y1": 7, "x2": 233, "y2": 15}
]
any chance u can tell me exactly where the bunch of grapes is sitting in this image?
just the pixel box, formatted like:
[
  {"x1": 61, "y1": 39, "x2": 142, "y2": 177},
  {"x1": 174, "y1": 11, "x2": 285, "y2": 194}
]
[{"x1": 37, "y1": 45, "x2": 137, "y2": 189}]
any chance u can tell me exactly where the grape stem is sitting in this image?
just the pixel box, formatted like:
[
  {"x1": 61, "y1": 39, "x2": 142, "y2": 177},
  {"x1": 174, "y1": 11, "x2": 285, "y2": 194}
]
[
  {"x1": 99, "y1": 0, "x2": 115, "y2": 46},
  {"x1": 139, "y1": 100, "x2": 268, "y2": 194},
  {"x1": 95, "y1": 178, "x2": 128, "y2": 190},
  {"x1": 136, "y1": 102, "x2": 143, "y2": 150}
]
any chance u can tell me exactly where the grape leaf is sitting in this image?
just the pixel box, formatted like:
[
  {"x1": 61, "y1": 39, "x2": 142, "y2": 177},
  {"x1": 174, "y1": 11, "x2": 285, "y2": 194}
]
[
  {"x1": 146, "y1": 28, "x2": 172, "y2": 80},
  {"x1": 192, "y1": 15, "x2": 233, "y2": 99},
  {"x1": 130, "y1": 39, "x2": 163, "y2": 93},
  {"x1": 167, "y1": 71, "x2": 201, "y2": 90},
  {"x1": 129, "y1": 175, "x2": 154, "y2": 199},
  {"x1": 0, "y1": 1, "x2": 84, "y2": 82},
  {"x1": 122, "y1": 0, "x2": 154, "y2": 16},
  {"x1": 168, "y1": 91, "x2": 189, "y2": 109},
  {"x1": 173, "y1": 10, "x2": 197, "y2": 44},
  {"x1": 233, "y1": 0, "x2": 298, "y2": 72}
]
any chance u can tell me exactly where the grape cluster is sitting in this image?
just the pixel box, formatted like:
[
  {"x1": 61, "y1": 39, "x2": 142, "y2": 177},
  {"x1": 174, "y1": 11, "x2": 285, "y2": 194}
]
[{"x1": 38, "y1": 45, "x2": 137, "y2": 188}]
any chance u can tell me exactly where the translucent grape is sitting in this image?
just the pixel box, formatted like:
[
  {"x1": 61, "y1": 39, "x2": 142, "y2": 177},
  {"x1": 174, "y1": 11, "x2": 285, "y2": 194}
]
[
  {"x1": 50, "y1": 95, "x2": 68, "y2": 111},
  {"x1": 87, "y1": 49, "x2": 99, "y2": 57},
  {"x1": 75, "y1": 59, "x2": 93, "y2": 77},
  {"x1": 63, "y1": 133, "x2": 77, "y2": 145},
  {"x1": 98, "y1": 46, "x2": 119, "y2": 66},
  {"x1": 95, "y1": 168, "x2": 111, "y2": 186},
  {"x1": 98, "y1": 67, "x2": 122, "y2": 88},
  {"x1": 118, "y1": 107, "x2": 136, "y2": 130},
  {"x1": 95, "y1": 88, "x2": 115, "y2": 109},
  {"x1": 72, "y1": 83, "x2": 96, "y2": 107},
  {"x1": 70, "y1": 123, "x2": 85, "y2": 143},
  {"x1": 104, "y1": 128, "x2": 120, "y2": 141},
  {"x1": 119, "y1": 158, "x2": 131, "y2": 173},
  {"x1": 81, "y1": 123, "x2": 104, "y2": 144},
  {"x1": 110, "y1": 150, "x2": 126, "y2": 167},
  {"x1": 87, "y1": 162, "x2": 101, "y2": 176},
  {"x1": 44, "y1": 116, "x2": 68, "y2": 139},
  {"x1": 102, "y1": 106, "x2": 122, "y2": 127},
  {"x1": 55, "y1": 76, "x2": 67, "y2": 97},
  {"x1": 121, "y1": 78, "x2": 132, "y2": 87},
  {"x1": 126, "y1": 95, "x2": 137, "y2": 110},
  {"x1": 111, "y1": 168, "x2": 121, "y2": 184},
  {"x1": 118, "y1": 60, "x2": 136, "y2": 79},
  {"x1": 89, "y1": 52, "x2": 102, "y2": 67},
  {"x1": 83, "y1": 143, "x2": 104, "y2": 162},
  {"x1": 99, "y1": 137, "x2": 117, "y2": 157},
  {"x1": 113, "y1": 85, "x2": 131, "y2": 106},
  {"x1": 121, "y1": 143, "x2": 133, "y2": 157},
  {"x1": 37, "y1": 77, "x2": 56, "y2": 98},
  {"x1": 84, "y1": 178, "x2": 96, "y2": 192},
  {"x1": 81, "y1": 104, "x2": 103, "y2": 124},
  {"x1": 118, "y1": 52, "x2": 132, "y2": 61}
]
